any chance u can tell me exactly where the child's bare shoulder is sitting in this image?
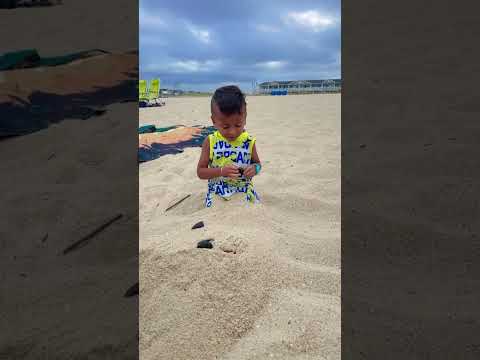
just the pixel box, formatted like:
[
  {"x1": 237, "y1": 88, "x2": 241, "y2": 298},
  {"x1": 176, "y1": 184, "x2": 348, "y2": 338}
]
[{"x1": 202, "y1": 136, "x2": 210, "y2": 146}]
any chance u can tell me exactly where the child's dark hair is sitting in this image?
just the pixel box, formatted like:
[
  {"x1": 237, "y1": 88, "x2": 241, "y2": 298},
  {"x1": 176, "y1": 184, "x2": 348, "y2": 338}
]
[{"x1": 211, "y1": 85, "x2": 246, "y2": 115}]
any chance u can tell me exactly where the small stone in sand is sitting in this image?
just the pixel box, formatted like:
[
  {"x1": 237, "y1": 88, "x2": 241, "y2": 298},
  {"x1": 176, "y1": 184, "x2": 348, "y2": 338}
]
[
  {"x1": 124, "y1": 282, "x2": 139, "y2": 297},
  {"x1": 192, "y1": 221, "x2": 204, "y2": 229},
  {"x1": 197, "y1": 239, "x2": 214, "y2": 249}
]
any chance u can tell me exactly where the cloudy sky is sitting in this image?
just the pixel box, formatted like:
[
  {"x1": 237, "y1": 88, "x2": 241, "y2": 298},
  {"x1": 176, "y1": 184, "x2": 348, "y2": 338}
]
[{"x1": 140, "y1": 0, "x2": 340, "y2": 93}]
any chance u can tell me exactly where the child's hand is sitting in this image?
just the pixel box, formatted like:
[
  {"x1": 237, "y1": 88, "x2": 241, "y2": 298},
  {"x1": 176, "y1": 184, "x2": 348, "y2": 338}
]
[
  {"x1": 243, "y1": 165, "x2": 257, "y2": 179},
  {"x1": 221, "y1": 164, "x2": 240, "y2": 178}
]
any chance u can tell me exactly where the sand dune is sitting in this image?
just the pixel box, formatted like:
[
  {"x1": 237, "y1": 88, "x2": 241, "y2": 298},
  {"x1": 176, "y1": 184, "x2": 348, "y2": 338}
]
[{"x1": 140, "y1": 94, "x2": 340, "y2": 359}]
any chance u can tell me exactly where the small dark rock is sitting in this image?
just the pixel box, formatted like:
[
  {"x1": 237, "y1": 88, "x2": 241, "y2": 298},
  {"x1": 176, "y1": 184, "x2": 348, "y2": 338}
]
[
  {"x1": 448, "y1": 137, "x2": 456, "y2": 141},
  {"x1": 41, "y1": 233, "x2": 48, "y2": 243},
  {"x1": 197, "y1": 239, "x2": 214, "y2": 249},
  {"x1": 192, "y1": 221, "x2": 204, "y2": 229},
  {"x1": 423, "y1": 143, "x2": 433, "y2": 147},
  {"x1": 124, "y1": 282, "x2": 139, "y2": 297},
  {"x1": 359, "y1": 144, "x2": 366, "y2": 148},
  {"x1": 20, "y1": 273, "x2": 27, "y2": 278},
  {"x1": 94, "y1": 109, "x2": 107, "y2": 116}
]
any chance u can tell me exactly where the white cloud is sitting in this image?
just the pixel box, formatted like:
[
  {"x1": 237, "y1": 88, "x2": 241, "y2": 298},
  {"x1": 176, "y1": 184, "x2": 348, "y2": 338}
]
[
  {"x1": 173, "y1": 60, "x2": 203, "y2": 72},
  {"x1": 187, "y1": 24, "x2": 211, "y2": 44},
  {"x1": 335, "y1": 51, "x2": 341, "y2": 66},
  {"x1": 140, "y1": 35, "x2": 168, "y2": 46},
  {"x1": 256, "y1": 24, "x2": 281, "y2": 33},
  {"x1": 298, "y1": 38, "x2": 318, "y2": 50},
  {"x1": 255, "y1": 61, "x2": 288, "y2": 70},
  {"x1": 144, "y1": 59, "x2": 221, "y2": 73},
  {"x1": 140, "y1": 8, "x2": 166, "y2": 28},
  {"x1": 172, "y1": 59, "x2": 220, "y2": 72},
  {"x1": 284, "y1": 10, "x2": 337, "y2": 32}
]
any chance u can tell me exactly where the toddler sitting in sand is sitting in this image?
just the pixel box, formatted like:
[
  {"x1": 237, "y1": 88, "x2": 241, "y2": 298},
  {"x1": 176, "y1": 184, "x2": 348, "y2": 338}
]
[{"x1": 197, "y1": 85, "x2": 261, "y2": 207}]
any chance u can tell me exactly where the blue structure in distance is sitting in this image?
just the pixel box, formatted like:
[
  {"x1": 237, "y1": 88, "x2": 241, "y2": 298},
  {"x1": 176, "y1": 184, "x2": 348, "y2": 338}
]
[{"x1": 270, "y1": 90, "x2": 288, "y2": 96}]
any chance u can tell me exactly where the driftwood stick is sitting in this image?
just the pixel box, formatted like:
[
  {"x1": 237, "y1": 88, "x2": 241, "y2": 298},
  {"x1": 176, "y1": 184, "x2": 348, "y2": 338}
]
[
  {"x1": 63, "y1": 213, "x2": 123, "y2": 255},
  {"x1": 165, "y1": 194, "x2": 191, "y2": 212}
]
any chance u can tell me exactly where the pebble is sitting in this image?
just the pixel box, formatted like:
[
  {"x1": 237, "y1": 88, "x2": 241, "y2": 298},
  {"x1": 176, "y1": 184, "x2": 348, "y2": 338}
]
[
  {"x1": 192, "y1": 221, "x2": 204, "y2": 229},
  {"x1": 124, "y1": 282, "x2": 139, "y2": 297},
  {"x1": 197, "y1": 239, "x2": 214, "y2": 249}
]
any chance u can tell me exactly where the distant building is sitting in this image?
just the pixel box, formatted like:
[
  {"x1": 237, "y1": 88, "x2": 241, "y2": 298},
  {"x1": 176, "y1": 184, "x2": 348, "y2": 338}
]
[
  {"x1": 160, "y1": 88, "x2": 184, "y2": 96},
  {"x1": 257, "y1": 79, "x2": 341, "y2": 94}
]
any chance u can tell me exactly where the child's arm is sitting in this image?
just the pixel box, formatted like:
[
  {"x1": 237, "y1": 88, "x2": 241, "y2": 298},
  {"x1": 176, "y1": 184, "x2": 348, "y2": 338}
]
[
  {"x1": 243, "y1": 143, "x2": 261, "y2": 178},
  {"x1": 197, "y1": 137, "x2": 240, "y2": 179}
]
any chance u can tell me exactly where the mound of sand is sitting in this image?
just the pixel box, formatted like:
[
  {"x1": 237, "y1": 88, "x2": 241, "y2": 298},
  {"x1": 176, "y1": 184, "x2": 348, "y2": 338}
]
[
  {"x1": 0, "y1": 101, "x2": 138, "y2": 358},
  {"x1": 139, "y1": 127, "x2": 201, "y2": 147},
  {"x1": 140, "y1": 94, "x2": 341, "y2": 359},
  {"x1": 0, "y1": 52, "x2": 137, "y2": 104}
]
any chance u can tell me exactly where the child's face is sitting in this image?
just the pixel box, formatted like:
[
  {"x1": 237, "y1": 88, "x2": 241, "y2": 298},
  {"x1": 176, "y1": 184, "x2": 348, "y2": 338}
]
[{"x1": 211, "y1": 103, "x2": 247, "y2": 142}]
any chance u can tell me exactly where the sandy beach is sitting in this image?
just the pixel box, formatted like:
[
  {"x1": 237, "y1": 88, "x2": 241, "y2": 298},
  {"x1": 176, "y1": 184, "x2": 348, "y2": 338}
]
[
  {"x1": 139, "y1": 94, "x2": 341, "y2": 359},
  {"x1": 1, "y1": 1, "x2": 139, "y2": 356}
]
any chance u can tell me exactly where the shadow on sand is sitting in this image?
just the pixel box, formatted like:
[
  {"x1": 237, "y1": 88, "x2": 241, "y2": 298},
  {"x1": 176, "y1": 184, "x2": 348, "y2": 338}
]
[{"x1": 0, "y1": 78, "x2": 137, "y2": 138}]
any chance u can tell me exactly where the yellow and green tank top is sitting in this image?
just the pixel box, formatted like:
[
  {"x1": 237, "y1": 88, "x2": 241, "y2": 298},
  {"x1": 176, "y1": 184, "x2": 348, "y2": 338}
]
[{"x1": 205, "y1": 130, "x2": 260, "y2": 207}]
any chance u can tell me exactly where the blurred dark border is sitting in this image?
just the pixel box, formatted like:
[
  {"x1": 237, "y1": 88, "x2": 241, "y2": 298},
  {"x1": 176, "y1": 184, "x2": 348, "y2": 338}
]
[
  {"x1": 342, "y1": 1, "x2": 480, "y2": 358},
  {"x1": 0, "y1": 2, "x2": 139, "y2": 359}
]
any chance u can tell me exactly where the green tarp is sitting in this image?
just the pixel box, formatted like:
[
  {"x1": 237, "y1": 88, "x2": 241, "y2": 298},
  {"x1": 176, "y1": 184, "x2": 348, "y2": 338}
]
[
  {"x1": 0, "y1": 49, "x2": 109, "y2": 71},
  {"x1": 138, "y1": 125, "x2": 178, "y2": 134}
]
